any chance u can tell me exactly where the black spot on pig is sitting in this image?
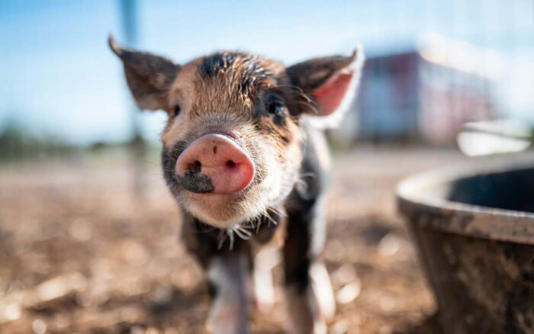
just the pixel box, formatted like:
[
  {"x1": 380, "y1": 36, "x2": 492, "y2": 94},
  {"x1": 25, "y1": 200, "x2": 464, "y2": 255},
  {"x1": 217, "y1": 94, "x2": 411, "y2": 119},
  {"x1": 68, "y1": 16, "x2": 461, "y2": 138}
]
[
  {"x1": 200, "y1": 52, "x2": 272, "y2": 95},
  {"x1": 177, "y1": 171, "x2": 214, "y2": 194},
  {"x1": 200, "y1": 52, "x2": 240, "y2": 78},
  {"x1": 161, "y1": 141, "x2": 188, "y2": 191},
  {"x1": 162, "y1": 144, "x2": 214, "y2": 194}
]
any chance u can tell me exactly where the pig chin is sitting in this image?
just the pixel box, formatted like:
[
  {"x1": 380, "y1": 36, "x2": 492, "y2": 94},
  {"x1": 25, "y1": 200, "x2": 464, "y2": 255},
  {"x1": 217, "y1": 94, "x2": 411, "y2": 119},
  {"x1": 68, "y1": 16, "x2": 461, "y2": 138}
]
[{"x1": 181, "y1": 191, "x2": 268, "y2": 229}]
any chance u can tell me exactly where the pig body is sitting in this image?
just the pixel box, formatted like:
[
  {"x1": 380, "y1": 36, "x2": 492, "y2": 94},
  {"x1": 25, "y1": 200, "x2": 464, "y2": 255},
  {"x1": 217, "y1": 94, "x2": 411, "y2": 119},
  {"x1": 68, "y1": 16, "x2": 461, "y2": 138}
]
[{"x1": 110, "y1": 37, "x2": 363, "y2": 333}]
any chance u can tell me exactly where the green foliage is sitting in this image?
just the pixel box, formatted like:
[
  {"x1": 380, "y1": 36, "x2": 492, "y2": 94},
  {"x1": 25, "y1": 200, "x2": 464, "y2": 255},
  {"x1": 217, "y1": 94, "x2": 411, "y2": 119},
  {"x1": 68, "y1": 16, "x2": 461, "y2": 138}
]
[{"x1": 0, "y1": 123, "x2": 77, "y2": 162}]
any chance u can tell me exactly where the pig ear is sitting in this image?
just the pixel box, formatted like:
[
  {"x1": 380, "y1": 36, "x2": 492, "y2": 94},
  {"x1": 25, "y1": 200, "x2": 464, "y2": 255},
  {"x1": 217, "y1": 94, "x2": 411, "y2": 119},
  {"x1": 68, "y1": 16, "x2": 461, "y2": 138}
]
[
  {"x1": 286, "y1": 46, "x2": 364, "y2": 126},
  {"x1": 108, "y1": 35, "x2": 180, "y2": 111}
]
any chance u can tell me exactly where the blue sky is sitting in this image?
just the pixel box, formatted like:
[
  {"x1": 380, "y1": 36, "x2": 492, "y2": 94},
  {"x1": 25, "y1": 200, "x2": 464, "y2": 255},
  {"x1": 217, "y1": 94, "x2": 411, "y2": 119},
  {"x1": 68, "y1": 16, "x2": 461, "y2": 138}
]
[{"x1": 1, "y1": 0, "x2": 533, "y2": 145}]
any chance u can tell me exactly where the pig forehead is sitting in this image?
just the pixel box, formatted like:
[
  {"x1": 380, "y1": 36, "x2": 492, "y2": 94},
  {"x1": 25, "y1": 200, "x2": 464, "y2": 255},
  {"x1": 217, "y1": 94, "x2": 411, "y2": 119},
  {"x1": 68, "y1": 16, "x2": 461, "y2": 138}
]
[
  {"x1": 173, "y1": 52, "x2": 284, "y2": 99},
  {"x1": 198, "y1": 52, "x2": 278, "y2": 81}
]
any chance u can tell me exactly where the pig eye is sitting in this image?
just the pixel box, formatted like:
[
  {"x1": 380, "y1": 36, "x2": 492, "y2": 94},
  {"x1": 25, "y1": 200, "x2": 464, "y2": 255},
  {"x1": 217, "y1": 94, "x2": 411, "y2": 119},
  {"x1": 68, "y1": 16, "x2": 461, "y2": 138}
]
[
  {"x1": 173, "y1": 105, "x2": 181, "y2": 117},
  {"x1": 267, "y1": 101, "x2": 285, "y2": 116}
]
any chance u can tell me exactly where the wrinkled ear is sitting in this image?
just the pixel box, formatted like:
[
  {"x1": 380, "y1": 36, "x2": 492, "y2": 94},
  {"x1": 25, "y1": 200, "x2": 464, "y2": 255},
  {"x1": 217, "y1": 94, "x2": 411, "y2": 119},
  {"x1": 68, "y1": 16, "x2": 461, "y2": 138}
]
[
  {"x1": 108, "y1": 35, "x2": 180, "y2": 111},
  {"x1": 286, "y1": 46, "x2": 364, "y2": 126}
]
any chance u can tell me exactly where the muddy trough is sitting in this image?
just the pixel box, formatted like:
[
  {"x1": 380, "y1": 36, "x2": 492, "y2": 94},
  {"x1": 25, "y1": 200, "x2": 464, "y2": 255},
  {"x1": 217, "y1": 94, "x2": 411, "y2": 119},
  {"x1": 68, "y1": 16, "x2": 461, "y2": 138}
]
[{"x1": 397, "y1": 154, "x2": 534, "y2": 334}]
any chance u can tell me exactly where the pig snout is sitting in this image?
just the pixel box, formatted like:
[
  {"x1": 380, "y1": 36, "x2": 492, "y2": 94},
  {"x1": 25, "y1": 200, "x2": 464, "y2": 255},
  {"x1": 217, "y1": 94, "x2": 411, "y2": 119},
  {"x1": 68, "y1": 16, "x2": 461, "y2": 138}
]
[{"x1": 176, "y1": 133, "x2": 255, "y2": 194}]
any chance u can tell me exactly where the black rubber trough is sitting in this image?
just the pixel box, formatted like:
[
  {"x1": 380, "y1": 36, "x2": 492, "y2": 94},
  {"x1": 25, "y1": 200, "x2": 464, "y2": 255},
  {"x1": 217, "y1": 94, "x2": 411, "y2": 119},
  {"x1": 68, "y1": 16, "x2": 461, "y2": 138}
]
[{"x1": 397, "y1": 154, "x2": 534, "y2": 334}]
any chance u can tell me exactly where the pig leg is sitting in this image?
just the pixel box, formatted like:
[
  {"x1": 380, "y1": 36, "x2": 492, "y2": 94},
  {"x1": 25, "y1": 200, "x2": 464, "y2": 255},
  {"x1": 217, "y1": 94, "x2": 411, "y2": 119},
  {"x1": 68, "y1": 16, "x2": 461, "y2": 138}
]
[
  {"x1": 181, "y1": 215, "x2": 250, "y2": 334},
  {"x1": 250, "y1": 209, "x2": 283, "y2": 312},
  {"x1": 252, "y1": 244, "x2": 279, "y2": 312},
  {"x1": 283, "y1": 195, "x2": 335, "y2": 334},
  {"x1": 206, "y1": 254, "x2": 249, "y2": 334}
]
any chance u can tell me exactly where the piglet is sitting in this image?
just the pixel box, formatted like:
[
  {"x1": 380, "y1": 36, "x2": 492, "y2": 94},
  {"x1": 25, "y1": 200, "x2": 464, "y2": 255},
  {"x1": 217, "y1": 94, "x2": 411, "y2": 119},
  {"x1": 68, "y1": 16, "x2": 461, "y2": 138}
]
[{"x1": 109, "y1": 35, "x2": 364, "y2": 334}]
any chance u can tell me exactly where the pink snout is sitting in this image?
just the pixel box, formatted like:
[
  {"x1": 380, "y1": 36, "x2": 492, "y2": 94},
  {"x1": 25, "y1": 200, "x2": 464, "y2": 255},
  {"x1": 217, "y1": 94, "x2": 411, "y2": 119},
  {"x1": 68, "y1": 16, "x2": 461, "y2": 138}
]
[{"x1": 176, "y1": 133, "x2": 255, "y2": 194}]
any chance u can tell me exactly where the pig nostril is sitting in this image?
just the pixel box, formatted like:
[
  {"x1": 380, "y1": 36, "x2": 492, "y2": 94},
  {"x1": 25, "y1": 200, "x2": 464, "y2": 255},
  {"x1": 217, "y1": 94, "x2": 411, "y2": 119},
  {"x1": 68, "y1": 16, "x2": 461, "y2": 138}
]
[
  {"x1": 186, "y1": 160, "x2": 202, "y2": 174},
  {"x1": 226, "y1": 160, "x2": 236, "y2": 168}
]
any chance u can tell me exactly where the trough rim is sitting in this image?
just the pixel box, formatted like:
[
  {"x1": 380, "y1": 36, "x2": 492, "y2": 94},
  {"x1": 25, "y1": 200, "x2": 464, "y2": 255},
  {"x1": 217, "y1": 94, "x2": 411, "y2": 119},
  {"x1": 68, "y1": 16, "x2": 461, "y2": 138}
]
[{"x1": 396, "y1": 152, "x2": 534, "y2": 245}]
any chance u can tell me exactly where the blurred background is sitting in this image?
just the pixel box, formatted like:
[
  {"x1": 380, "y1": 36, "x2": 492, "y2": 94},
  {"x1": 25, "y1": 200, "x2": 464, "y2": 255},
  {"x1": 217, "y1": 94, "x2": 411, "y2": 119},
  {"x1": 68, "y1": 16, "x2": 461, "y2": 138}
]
[{"x1": 1, "y1": 1, "x2": 533, "y2": 333}]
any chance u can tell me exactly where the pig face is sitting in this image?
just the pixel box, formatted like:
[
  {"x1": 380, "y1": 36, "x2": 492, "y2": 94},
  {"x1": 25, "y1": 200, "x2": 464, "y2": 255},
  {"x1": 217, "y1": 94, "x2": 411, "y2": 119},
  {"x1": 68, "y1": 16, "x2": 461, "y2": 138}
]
[{"x1": 109, "y1": 36, "x2": 363, "y2": 228}]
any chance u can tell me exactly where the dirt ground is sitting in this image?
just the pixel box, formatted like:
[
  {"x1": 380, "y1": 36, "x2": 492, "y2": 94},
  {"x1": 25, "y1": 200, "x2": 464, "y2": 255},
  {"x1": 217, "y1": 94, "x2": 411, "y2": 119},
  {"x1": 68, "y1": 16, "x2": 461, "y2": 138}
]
[{"x1": 0, "y1": 146, "x2": 468, "y2": 334}]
